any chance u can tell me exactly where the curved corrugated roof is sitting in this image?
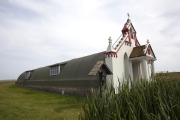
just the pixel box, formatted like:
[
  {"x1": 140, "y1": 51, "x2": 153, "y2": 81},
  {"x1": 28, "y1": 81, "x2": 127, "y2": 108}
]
[{"x1": 17, "y1": 52, "x2": 105, "y2": 82}]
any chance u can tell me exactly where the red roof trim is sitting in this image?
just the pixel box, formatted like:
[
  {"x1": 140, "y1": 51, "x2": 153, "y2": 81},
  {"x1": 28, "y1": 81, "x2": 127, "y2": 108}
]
[
  {"x1": 130, "y1": 23, "x2": 136, "y2": 33},
  {"x1": 104, "y1": 51, "x2": 117, "y2": 58},
  {"x1": 108, "y1": 19, "x2": 141, "y2": 55},
  {"x1": 116, "y1": 37, "x2": 126, "y2": 53},
  {"x1": 145, "y1": 45, "x2": 156, "y2": 58}
]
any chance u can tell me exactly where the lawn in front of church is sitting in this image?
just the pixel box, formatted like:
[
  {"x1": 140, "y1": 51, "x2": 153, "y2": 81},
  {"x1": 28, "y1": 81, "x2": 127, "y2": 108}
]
[{"x1": 0, "y1": 81, "x2": 83, "y2": 120}]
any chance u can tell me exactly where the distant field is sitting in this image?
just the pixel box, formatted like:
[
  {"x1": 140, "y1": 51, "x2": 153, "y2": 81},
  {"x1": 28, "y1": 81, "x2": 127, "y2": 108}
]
[
  {"x1": 0, "y1": 79, "x2": 16, "y2": 82},
  {"x1": 0, "y1": 81, "x2": 84, "y2": 120},
  {"x1": 156, "y1": 72, "x2": 180, "y2": 81}
]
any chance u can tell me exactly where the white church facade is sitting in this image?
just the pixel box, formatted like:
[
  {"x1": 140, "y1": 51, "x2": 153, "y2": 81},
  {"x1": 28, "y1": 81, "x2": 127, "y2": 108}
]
[{"x1": 105, "y1": 18, "x2": 156, "y2": 88}]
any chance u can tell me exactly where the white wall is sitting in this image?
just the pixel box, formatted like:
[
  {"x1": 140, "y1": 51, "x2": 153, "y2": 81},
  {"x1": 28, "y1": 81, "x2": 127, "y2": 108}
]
[
  {"x1": 106, "y1": 36, "x2": 137, "y2": 88},
  {"x1": 105, "y1": 57, "x2": 115, "y2": 88}
]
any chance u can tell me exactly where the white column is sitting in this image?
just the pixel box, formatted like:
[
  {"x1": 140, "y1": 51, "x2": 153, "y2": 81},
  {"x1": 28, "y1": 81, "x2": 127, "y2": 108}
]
[
  {"x1": 142, "y1": 59, "x2": 149, "y2": 80},
  {"x1": 105, "y1": 57, "x2": 114, "y2": 88},
  {"x1": 140, "y1": 62, "x2": 143, "y2": 78},
  {"x1": 129, "y1": 61, "x2": 133, "y2": 81},
  {"x1": 137, "y1": 63, "x2": 140, "y2": 79},
  {"x1": 152, "y1": 61, "x2": 155, "y2": 75}
]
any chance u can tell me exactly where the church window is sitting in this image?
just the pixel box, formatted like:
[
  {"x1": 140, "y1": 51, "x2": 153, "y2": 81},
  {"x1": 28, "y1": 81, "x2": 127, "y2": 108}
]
[
  {"x1": 147, "y1": 49, "x2": 150, "y2": 55},
  {"x1": 50, "y1": 65, "x2": 60, "y2": 75},
  {"x1": 25, "y1": 71, "x2": 31, "y2": 79},
  {"x1": 130, "y1": 28, "x2": 134, "y2": 39}
]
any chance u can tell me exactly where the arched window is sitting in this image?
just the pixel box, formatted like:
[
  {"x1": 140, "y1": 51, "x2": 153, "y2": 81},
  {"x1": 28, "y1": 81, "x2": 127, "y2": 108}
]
[
  {"x1": 130, "y1": 28, "x2": 134, "y2": 39},
  {"x1": 25, "y1": 71, "x2": 31, "y2": 79},
  {"x1": 147, "y1": 49, "x2": 150, "y2": 55}
]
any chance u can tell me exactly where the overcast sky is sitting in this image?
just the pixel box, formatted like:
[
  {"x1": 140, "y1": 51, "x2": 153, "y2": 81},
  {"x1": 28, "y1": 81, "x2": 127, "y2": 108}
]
[{"x1": 0, "y1": 0, "x2": 180, "y2": 80}]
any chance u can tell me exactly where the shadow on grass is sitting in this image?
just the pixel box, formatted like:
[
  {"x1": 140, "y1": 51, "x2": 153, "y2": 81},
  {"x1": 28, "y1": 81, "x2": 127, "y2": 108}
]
[
  {"x1": 23, "y1": 91, "x2": 37, "y2": 95},
  {"x1": 54, "y1": 104, "x2": 80, "y2": 113},
  {"x1": 9, "y1": 85, "x2": 37, "y2": 95},
  {"x1": 9, "y1": 85, "x2": 19, "y2": 88}
]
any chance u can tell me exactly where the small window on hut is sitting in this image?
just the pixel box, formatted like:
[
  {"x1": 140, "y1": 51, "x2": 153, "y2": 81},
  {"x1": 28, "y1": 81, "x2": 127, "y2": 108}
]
[
  {"x1": 50, "y1": 65, "x2": 60, "y2": 75},
  {"x1": 25, "y1": 71, "x2": 31, "y2": 79}
]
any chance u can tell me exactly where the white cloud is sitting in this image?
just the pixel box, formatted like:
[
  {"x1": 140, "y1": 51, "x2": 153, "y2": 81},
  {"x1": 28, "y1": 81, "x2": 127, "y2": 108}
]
[{"x1": 0, "y1": 0, "x2": 180, "y2": 79}]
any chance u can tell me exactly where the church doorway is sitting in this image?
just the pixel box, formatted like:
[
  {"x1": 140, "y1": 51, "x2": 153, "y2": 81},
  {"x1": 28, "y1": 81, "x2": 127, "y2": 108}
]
[{"x1": 132, "y1": 62, "x2": 140, "y2": 81}]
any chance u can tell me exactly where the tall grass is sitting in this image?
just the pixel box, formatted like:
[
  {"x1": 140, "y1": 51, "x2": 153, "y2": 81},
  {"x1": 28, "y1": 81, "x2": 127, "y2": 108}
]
[{"x1": 79, "y1": 78, "x2": 180, "y2": 120}]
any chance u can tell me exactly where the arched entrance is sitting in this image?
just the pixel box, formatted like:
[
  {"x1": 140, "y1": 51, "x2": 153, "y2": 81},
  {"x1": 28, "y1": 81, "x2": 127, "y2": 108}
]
[
  {"x1": 124, "y1": 53, "x2": 129, "y2": 80},
  {"x1": 132, "y1": 61, "x2": 140, "y2": 81}
]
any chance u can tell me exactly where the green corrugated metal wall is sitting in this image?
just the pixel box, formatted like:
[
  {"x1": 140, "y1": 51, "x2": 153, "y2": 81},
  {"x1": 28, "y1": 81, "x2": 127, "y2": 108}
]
[{"x1": 16, "y1": 52, "x2": 105, "y2": 89}]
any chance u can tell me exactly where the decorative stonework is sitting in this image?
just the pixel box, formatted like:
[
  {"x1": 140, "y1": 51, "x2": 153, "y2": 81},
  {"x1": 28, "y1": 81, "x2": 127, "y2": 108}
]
[
  {"x1": 105, "y1": 51, "x2": 117, "y2": 58},
  {"x1": 147, "y1": 49, "x2": 150, "y2": 55},
  {"x1": 147, "y1": 60, "x2": 151, "y2": 64},
  {"x1": 105, "y1": 36, "x2": 117, "y2": 58},
  {"x1": 135, "y1": 40, "x2": 140, "y2": 46},
  {"x1": 125, "y1": 41, "x2": 131, "y2": 46}
]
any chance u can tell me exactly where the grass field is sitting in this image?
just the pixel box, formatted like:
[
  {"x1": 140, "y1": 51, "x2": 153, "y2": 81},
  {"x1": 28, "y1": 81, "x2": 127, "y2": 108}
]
[
  {"x1": 1, "y1": 72, "x2": 179, "y2": 120},
  {"x1": 0, "y1": 81, "x2": 83, "y2": 120},
  {"x1": 156, "y1": 72, "x2": 180, "y2": 81}
]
